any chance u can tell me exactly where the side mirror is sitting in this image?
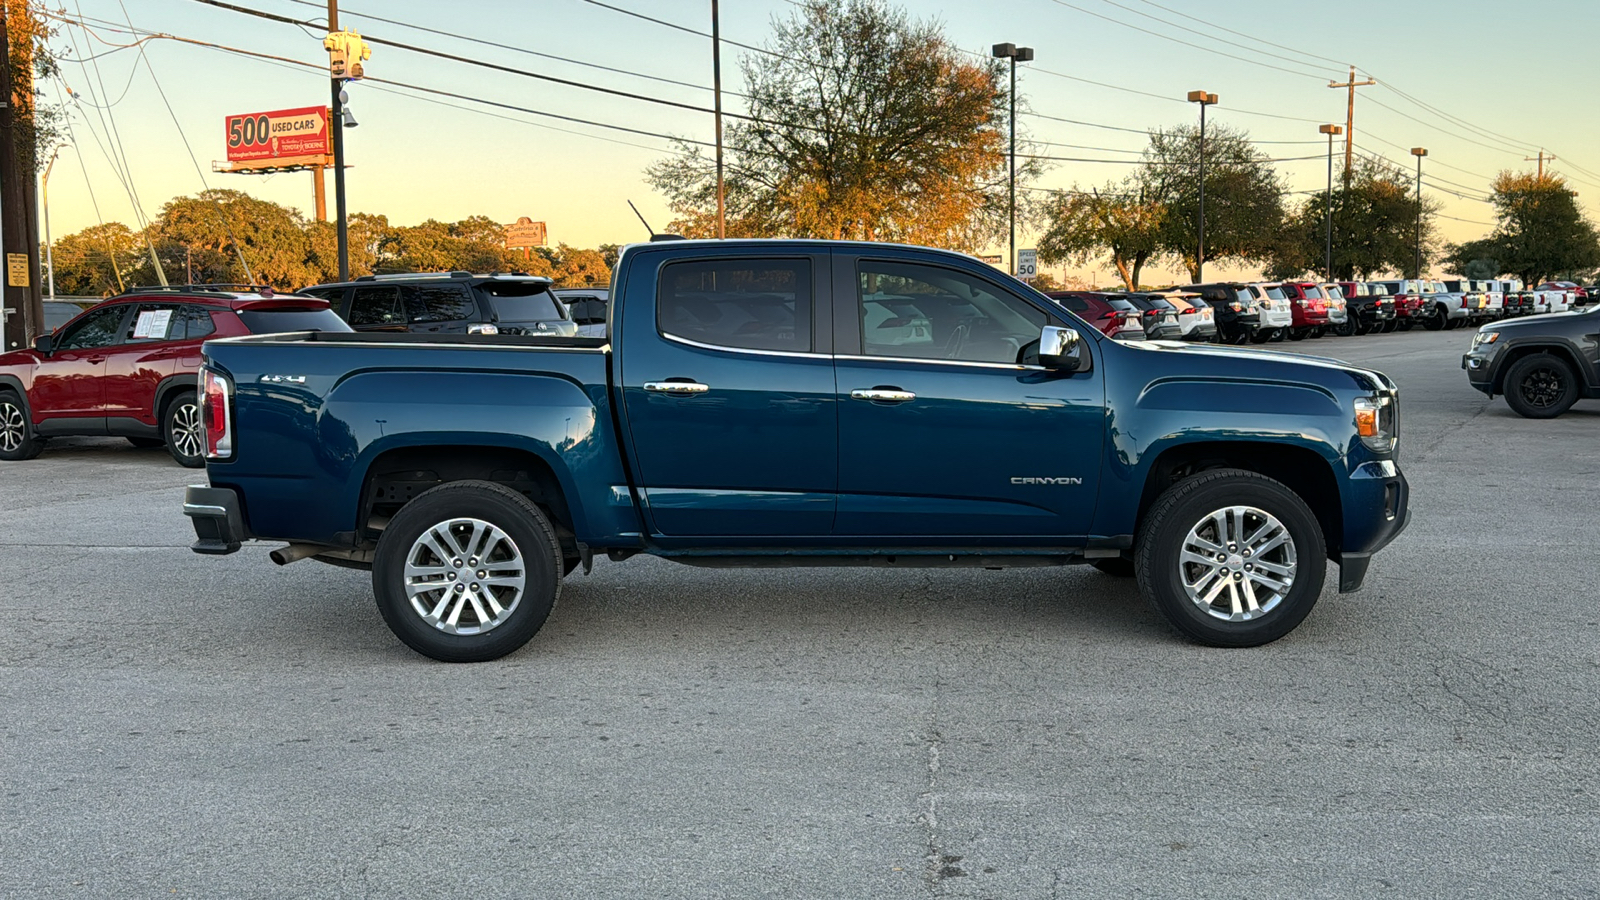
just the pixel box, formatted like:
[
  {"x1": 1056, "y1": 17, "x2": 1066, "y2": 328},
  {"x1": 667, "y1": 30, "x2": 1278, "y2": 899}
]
[
  {"x1": 1038, "y1": 325, "x2": 1084, "y2": 371},
  {"x1": 32, "y1": 334, "x2": 53, "y2": 355}
]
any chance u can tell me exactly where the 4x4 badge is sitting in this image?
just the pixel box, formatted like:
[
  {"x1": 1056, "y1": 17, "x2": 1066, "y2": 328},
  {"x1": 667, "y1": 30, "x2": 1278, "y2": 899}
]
[{"x1": 259, "y1": 375, "x2": 307, "y2": 384}]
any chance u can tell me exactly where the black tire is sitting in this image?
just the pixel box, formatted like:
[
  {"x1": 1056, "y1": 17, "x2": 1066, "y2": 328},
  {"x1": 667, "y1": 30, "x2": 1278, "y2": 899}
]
[
  {"x1": 1249, "y1": 329, "x2": 1272, "y2": 344},
  {"x1": 1335, "y1": 318, "x2": 1357, "y2": 337},
  {"x1": 162, "y1": 392, "x2": 205, "y2": 468},
  {"x1": 1423, "y1": 305, "x2": 1446, "y2": 331},
  {"x1": 126, "y1": 437, "x2": 165, "y2": 449},
  {"x1": 1502, "y1": 353, "x2": 1580, "y2": 419},
  {"x1": 1396, "y1": 319, "x2": 1412, "y2": 332},
  {"x1": 1092, "y1": 557, "x2": 1135, "y2": 577},
  {"x1": 0, "y1": 391, "x2": 45, "y2": 461},
  {"x1": 1134, "y1": 469, "x2": 1327, "y2": 648},
  {"x1": 1355, "y1": 322, "x2": 1372, "y2": 336},
  {"x1": 372, "y1": 480, "x2": 561, "y2": 662},
  {"x1": 1308, "y1": 327, "x2": 1325, "y2": 339},
  {"x1": 1286, "y1": 328, "x2": 1306, "y2": 341}
]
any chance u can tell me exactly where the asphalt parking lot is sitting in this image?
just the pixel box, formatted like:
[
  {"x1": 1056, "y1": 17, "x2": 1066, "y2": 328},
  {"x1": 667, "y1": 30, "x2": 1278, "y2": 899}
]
[{"x1": 2, "y1": 326, "x2": 1596, "y2": 899}]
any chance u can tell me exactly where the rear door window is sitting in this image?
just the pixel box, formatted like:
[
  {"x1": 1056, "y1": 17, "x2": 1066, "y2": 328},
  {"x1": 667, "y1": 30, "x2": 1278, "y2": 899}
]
[
  {"x1": 181, "y1": 306, "x2": 216, "y2": 340},
  {"x1": 348, "y1": 286, "x2": 405, "y2": 327},
  {"x1": 123, "y1": 303, "x2": 185, "y2": 344},
  {"x1": 405, "y1": 284, "x2": 476, "y2": 324},
  {"x1": 660, "y1": 259, "x2": 812, "y2": 353}
]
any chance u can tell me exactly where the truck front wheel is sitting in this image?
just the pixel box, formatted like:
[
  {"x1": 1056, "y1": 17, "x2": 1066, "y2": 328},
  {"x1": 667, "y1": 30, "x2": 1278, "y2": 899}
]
[
  {"x1": 372, "y1": 480, "x2": 562, "y2": 662},
  {"x1": 1134, "y1": 469, "x2": 1326, "y2": 648}
]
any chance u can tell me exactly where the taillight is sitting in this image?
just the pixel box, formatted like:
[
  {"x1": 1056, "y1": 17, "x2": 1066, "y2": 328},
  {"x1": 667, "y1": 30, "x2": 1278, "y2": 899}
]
[{"x1": 201, "y1": 367, "x2": 233, "y2": 460}]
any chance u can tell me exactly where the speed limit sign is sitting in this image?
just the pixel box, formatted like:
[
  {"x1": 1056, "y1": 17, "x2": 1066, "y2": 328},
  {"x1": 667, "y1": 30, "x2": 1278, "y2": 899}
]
[{"x1": 1017, "y1": 248, "x2": 1038, "y2": 280}]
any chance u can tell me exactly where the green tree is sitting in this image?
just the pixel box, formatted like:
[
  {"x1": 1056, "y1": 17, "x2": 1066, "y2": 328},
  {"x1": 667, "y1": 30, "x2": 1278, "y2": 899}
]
[
  {"x1": 45, "y1": 222, "x2": 142, "y2": 296},
  {"x1": 306, "y1": 212, "x2": 390, "y2": 283},
  {"x1": 378, "y1": 216, "x2": 520, "y2": 274},
  {"x1": 1037, "y1": 181, "x2": 1164, "y2": 290},
  {"x1": 648, "y1": 0, "x2": 1024, "y2": 250},
  {"x1": 1444, "y1": 172, "x2": 1600, "y2": 286},
  {"x1": 550, "y1": 244, "x2": 610, "y2": 287},
  {"x1": 1268, "y1": 155, "x2": 1437, "y2": 280},
  {"x1": 1138, "y1": 123, "x2": 1286, "y2": 282},
  {"x1": 149, "y1": 190, "x2": 315, "y2": 288}
]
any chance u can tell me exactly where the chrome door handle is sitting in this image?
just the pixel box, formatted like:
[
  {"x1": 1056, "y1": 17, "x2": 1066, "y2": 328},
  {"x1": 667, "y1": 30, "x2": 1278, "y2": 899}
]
[
  {"x1": 851, "y1": 388, "x2": 916, "y2": 403},
  {"x1": 643, "y1": 381, "x2": 710, "y2": 394}
]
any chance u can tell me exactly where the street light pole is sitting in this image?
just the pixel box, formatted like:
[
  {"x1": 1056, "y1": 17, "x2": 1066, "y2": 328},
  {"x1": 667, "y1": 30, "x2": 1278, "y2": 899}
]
[
  {"x1": 1411, "y1": 147, "x2": 1427, "y2": 279},
  {"x1": 42, "y1": 148, "x2": 60, "y2": 302},
  {"x1": 328, "y1": 0, "x2": 349, "y2": 282},
  {"x1": 1319, "y1": 124, "x2": 1342, "y2": 281},
  {"x1": 993, "y1": 43, "x2": 1033, "y2": 276},
  {"x1": 712, "y1": 0, "x2": 725, "y2": 239},
  {"x1": 1187, "y1": 90, "x2": 1218, "y2": 282}
]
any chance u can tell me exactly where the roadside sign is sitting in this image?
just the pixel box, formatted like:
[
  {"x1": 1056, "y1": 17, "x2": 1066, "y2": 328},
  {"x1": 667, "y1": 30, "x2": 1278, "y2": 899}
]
[
  {"x1": 505, "y1": 217, "x2": 548, "y2": 250},
  {"x1": 6, "y1": 253, "x2": 28, "y2": 287},
  {"x1": 225, "y1": 106, "x2": 330, "y2": 164},
  {"x1": 1017, "y1": 249, "x2": 1038, "y2": 280}
]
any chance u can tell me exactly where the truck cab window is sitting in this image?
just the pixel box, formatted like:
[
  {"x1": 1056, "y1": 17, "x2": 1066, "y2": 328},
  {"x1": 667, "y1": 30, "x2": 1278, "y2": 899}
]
[
  {"x1": 658, "y1": 259, "x2": 811, "y2": 352},
  {"x1": 857, "y1": 260, "x2": 1045, "y2": 365}
]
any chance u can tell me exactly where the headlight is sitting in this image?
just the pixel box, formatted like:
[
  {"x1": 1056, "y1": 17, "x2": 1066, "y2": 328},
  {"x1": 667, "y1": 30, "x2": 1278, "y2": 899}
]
[
  {"x1": 1471, "y1": 331, "x2": 1499, "y2": 350},
  {"x1": 1354, "y1": 395, "x2": 1397, "y2": 453}
]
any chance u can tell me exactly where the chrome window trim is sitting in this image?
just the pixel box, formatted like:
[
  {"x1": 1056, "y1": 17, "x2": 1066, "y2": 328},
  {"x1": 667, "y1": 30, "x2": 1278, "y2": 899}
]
[
  {"x1": 835, "y1": 353, "x2": 1046, "y2": 372},
  {"x1": 662, "y1": 331, "x2": 830, "y2": 360}
]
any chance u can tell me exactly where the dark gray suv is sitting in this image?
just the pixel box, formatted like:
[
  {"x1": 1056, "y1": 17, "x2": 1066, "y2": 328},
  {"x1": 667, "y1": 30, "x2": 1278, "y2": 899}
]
[
  {"x1": 1463, "y1": 303, "x2": 1600, "y2": 418},
  {"x1": 301, "y1": 272, "x2": 578, "y2": 337}
]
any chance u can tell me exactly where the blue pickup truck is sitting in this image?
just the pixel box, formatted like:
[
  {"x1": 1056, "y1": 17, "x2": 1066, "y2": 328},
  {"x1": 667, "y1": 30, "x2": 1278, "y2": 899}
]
[{"x1": 184, "y1": 239, "x2": 1409, "y2": 661}]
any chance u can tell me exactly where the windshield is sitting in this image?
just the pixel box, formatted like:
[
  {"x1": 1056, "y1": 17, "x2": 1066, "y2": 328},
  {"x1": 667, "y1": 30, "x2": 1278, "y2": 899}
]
[
  {"x1": 1265, "y1": 286, "x2": 1287, "y2": 301},
  {"x1": 478, "y1": 282, "x2": 565, "y2": 323}
]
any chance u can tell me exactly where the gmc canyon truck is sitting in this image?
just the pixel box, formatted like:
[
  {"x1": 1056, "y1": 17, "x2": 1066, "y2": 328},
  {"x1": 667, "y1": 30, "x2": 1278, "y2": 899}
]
[{"x1": 184, "y1": 240, "x2": 1410, "y2": 662}]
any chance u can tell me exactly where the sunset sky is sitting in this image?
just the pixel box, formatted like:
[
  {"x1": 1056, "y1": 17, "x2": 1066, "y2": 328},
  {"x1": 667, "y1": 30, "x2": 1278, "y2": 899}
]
[{"x1": 37, "y1": 0, "x2": 1600, "y2": 285}]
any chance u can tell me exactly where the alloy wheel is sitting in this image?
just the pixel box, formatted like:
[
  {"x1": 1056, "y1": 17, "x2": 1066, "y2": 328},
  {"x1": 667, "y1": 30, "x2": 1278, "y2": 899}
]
[
  {"x1": 1519, "y1": 366, "x2": 1566, "y2": 409},
  {"x1": 1178, "y1": 506, "x2": 1297, "y2": 622},
  {"x1": 170, "y1": 401, "x2": 204, "y2": 460},
  {"x1": 0, "y1": 401, "x2": 24, "y2": 453},
  {"x1": 402, "y1": 517, "x2": 527, "y2": 635}
]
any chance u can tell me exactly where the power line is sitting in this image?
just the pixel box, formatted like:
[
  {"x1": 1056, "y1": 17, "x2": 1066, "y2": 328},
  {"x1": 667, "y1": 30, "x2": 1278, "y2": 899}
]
[
  {"x1": 1093, "y1": 0, "x2": 1346, "y2": 77},
  {"x1": 278, "y1": 0, "x2": 741, "y2": 99},
  {"x1": 1043, "y1": 0, "x2": 1331, "y2": 82},
  {"x1": 576, "y1": 0, "x2": 800, "y2": 63},
  {"x1": 1126, "y1": 0, "x2": 1350, "y2": 69}
]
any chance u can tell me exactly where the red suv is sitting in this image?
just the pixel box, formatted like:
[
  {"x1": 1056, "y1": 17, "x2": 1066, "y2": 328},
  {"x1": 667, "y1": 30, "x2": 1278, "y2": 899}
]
[
  {"x1": 1044, "y1": 291, "x2": 1147, "y2": 340},
  {"x1": 0, "y1": 286, "x2": 349, "y2": 466},
  {"x1": 1273, "y1": 282, "x2": 1330, "y2": 340}
]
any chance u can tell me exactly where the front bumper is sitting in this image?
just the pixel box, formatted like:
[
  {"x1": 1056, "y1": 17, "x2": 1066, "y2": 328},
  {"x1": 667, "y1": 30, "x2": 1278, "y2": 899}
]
[
  {"x1": 1461, "y1": 347, "x2": 1500, "y2": 394},
  {"x1": 1338, "y1": 463, "x2": 1410, "y2": 592},
  {"x1": 184, "y1": 484, "x2": 247, "y2": 554}
]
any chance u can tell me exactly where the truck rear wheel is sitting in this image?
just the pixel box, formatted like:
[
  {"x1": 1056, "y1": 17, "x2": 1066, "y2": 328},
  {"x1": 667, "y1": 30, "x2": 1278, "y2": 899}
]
[
  {"x1": 372, "y1": 480, "x2": 561, "y2": 662},
  {"x1": 1134, "y1": 469, "x2": 1326, "y2": 648}
]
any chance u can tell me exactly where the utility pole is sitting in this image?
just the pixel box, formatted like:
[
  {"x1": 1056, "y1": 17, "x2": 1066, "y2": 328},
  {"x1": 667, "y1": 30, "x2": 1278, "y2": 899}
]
[
  {"x1": 1524, "y1": 150, "x2": 1555, "y2": 179},
  {"x1": 711, "y1": 0, "x2": 725, "y2": 239},
  {"x1": 1, "y1": 4, "x2": 44, "y2": 351},
  {"x1": 1328, "y1": 66, "x2": 1375, "y2": 188}
]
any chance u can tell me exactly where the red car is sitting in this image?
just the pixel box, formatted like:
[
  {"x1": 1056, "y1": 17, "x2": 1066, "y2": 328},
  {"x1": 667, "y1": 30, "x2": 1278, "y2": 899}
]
[
  {"x1": 0, "y1": 286, "x2": 349, "y2": 466},
  {"x1": 1273, "y1": 282, "x2": 1331, "y2": 340},
  {"x1": 1045, "y1": 291, "x2": 1148, "y2": 340}
]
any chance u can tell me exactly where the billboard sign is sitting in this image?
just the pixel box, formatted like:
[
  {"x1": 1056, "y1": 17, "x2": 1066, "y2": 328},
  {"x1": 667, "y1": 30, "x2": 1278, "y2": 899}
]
[
  {"x1": 505, "y1": 217, "x2": 548, "y2": 250},
  {"x1": 225, "y1": 106, "x2": 330, "y2": 163}
]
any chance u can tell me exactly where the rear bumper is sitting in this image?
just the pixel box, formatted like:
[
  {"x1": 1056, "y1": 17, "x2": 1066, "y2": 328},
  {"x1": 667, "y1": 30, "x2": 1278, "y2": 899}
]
[{"x1": 184, "y1": 484, "x2": 247, "y2": 555}]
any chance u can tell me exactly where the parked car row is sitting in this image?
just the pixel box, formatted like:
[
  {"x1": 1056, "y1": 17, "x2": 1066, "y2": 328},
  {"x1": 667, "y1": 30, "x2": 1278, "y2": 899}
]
[{"x1": 1047, "y1": 275, "x2": 1592, "y2": 344}]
